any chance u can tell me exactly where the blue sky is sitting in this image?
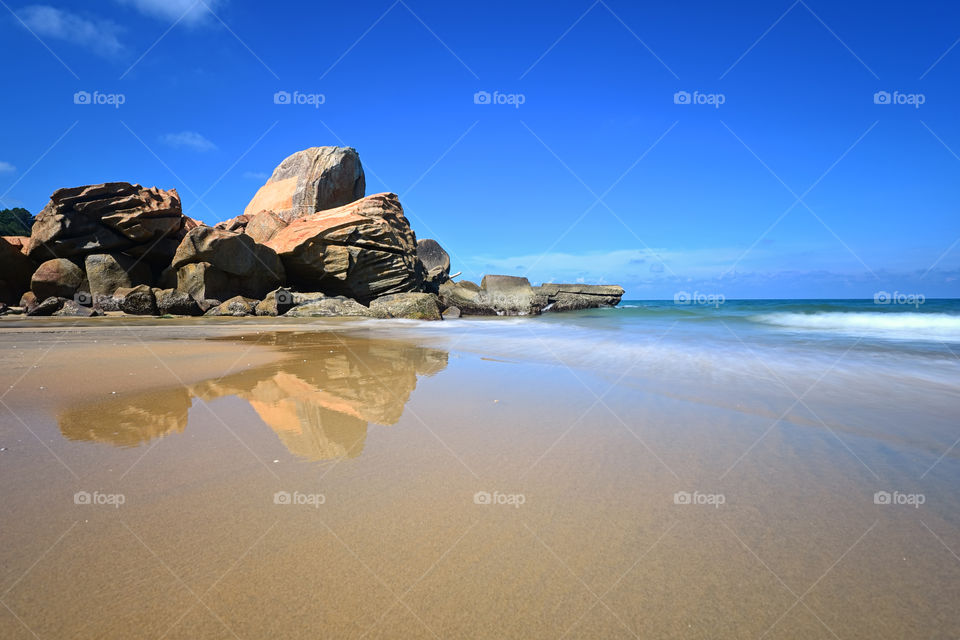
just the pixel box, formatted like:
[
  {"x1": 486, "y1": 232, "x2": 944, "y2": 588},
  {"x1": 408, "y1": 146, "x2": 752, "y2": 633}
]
[{"x1": 1, "y1": 0, "x2": 959, "y2": 298}]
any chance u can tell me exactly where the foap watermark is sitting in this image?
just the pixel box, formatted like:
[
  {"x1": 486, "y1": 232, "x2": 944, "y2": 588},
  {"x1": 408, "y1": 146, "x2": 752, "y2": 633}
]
[
  {"x1": 874, "y1": 291, "x2": 925, "y2": 308},
  {"x1": 673, "y1": 90, "x2": 725, "y2": 108},
  {"x1": 473, "y1": 490, "x2": 525, "y2": 508},
  {"x1": 274, "y1": 490, "x2": 325, "y2": 508},
  {"x1": 473, "y1": 90, "x2": 525, "y2": 108},
  {"x1": 673, "y1": 491, "x2": 725, "y2": 508},
  {"x1": 873, "y1": 90, "x2": 925, "y2": 108},
  {"x1": 74, "y1": 490, "x2": 125, "y2": 508},
  {"x1": 874, "y1": 490, "x2": 925, "y2": 508},
  {"x1": 73, "y1": 90, "x2": 125, "y2": 108},
  {"x1": 674, "y1": 291, "x2": 725, "y2": 308},
  {"x1": 273, "y1": 90, "x2": 325, "y2": 108}
]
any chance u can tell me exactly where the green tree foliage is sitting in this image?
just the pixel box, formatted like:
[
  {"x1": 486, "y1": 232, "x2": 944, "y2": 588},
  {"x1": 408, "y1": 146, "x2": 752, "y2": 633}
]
[{"x1": 0, "y1": 208, "x2": 34, "y2": 235}]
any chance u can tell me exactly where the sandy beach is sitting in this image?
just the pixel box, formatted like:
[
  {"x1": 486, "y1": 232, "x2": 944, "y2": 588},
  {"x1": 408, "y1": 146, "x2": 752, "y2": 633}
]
[{"x1": 1, "y1": 313, "x2": 959, "y2": 639}]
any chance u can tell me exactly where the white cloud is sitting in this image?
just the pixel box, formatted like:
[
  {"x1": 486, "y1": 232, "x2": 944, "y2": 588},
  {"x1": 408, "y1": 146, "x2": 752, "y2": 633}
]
[
  {"x1": 0, "y1": 161, "x2": 15, "y2": 174},
  {"x1": 161, "y1": 131, "x2": 217, "y2": 152},
  {"x1": 17, "y1": 5, "x2": 125, "y2": 57},
  {"x1": 113, "y1": 0, "x2": 224, "y2": 26}
]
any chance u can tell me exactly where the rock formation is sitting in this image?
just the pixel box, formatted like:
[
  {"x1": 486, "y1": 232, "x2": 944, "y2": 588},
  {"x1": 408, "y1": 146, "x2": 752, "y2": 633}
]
[
  {"x1": 0, "y1": 145, "x2": 624, "y2": 320},
  {"x1": 266, "y1": 192, "x2": 421, "y2": 303}
]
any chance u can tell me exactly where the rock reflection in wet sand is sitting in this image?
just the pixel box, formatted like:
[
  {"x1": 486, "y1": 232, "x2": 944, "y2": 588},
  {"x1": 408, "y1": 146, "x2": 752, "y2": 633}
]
[{"x1": 57, "y1": 332, "x2": 448, "y2": 461}]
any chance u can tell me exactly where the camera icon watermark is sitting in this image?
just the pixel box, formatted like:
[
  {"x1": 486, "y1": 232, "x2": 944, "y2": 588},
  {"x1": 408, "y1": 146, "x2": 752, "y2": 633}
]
[
  {"x1": 74, "y1": 490, "x2": 125, "y2": 508},
  {"x1": 873, "y1": 291, "x2": 924, "y2": 308},
  {"x1": 673, "y1": 490, "x2": 725, "y2": 508},
  {"x1": 275, "y1": 289, "x2": 294, "y2": 306},
  {"x1": 473, "y1": 90, "x2": 525, "y2": 108},
  {"x1": 674, "y1": 90, "x2": 725, "y2": 108},
  {"x1": 873, "y1": 90, "x2": 925, "y2": 108},
  {"x1": 73, "y1": 90, "x2": 126, "y2": 109},
  {"x1": 74, "y1": 291, "x2": 93, "y2": 307},
  {"x1": 473, "y1": 490, "x2": 526, "y2": 508},
  {"x1": 674, "y1": 291, "x2": 725, "y2": 308},
  {"x1": 273, "y1": 90, "x2": 325, "y2": 108},
  {"x1": 273, "y1": 490, "x2": 325, "y2": 508},
  {"x1": 873, "y1": 490, "x2": 924, "y2": 508}
]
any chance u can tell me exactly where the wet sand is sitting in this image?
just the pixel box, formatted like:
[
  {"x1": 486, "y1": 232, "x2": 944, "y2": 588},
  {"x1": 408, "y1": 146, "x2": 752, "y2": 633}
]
[{"x1": 1, "y1": 319, "x2": 959, "y2": 638}]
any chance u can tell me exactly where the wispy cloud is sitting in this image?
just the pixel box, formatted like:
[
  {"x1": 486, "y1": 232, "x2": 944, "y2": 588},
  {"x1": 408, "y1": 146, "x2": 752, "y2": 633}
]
[
  {"x1": 17, "y1": 5, "x2": 126, "y2": 58},
  {"x1": 160, "y1": 131, "x2": 217, "y2": 152},
  {"x1": 113, "y1": 0, "x2": 224, "y2": 26},
  {"x1": 0, "y1": 161, "x2": 15, "y2": 174}
]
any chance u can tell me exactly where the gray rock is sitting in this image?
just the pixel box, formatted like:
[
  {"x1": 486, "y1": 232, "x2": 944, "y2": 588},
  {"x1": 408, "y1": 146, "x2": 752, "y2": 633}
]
[
  {"x1": 205, "y1": 296, "x2": 259, "y2": 317},
  {"x1": 26, "y1": 296, "x2": 65, "y2": 316},
  {"x1": 441, "y1": 305, "x2": 460, "y2": 319},
  {"x1": 243, "y1": 146, "x2": 365, "y2": 221},
  {"x1": 115, "y1": 284, "x2": 157, "y2": 315},
  {"x1": 283, "y1": 297, "x2": 379, "y2": 318},
  {"x1": 53, "y1": 299, "x2": 103, "y2": 317},
  {"x1": 537, "y1": 283, "x2": 625, "y2": 311},
  {"x1": 84, "y1": 253, "x2": 153, "y2": 297},
  {"x1": 416, "y1": 238, "x2": 451, "y2": 292},
  {"x1": 438, "y1": 276, "x2": 547, "y2": 316},
  {"x1": 31, "y1": 258, "x2": 84, "y2": 300},
  {"x1": 156, "y1": 289, "x2": 202, "y2": 316},
  {"x1": 370, "y1": 292, "x2": 442, "y2": 320}
]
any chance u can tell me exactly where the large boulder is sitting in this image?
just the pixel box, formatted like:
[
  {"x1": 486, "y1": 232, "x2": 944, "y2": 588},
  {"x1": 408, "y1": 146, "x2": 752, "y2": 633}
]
[
  {"x1": 214, "y1": 214, "x2": 249, "y2": 233},
  {"x1": 417, "y1": 238, "x2": 451, "y2": 291},
  {"x1": 537, "y1": 284, "x2": 625, "y2": 311},
  {"x1": 370, "y1": 293, "x2": 442, "y2": 320},
  {"x1": 243, "y1": 147, "x2": 365, "y2": 222},
  {"x1": 172, "y1": 226, "x2": 284, "y2": 300},
  {"x1": 266, "y1": 193, "x2": 421, "y2": 303},
  {"x1": 27, "y1": 182, "x2": 185, "y2": 262},
  {"x1": 84, "y1": 253, "x2": 153, "y2": 297},
  {"x1": 0, "y1": 236, "x2": 36, "y2": 304},
  {"x1": 31, "y1": 258, "x2": 84, "y2": 300}
]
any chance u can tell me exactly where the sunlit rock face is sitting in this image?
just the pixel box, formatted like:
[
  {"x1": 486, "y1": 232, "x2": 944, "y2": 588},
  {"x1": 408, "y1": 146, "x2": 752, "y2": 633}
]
[{"x1": 56, "y1": 332, "x2": 448, "y2": 462}]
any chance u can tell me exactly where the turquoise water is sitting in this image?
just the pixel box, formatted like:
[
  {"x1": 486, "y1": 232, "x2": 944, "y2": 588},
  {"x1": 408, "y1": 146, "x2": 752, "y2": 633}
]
[{"x1": 360, "y1": 298, "x2": 960, "y2": 396}]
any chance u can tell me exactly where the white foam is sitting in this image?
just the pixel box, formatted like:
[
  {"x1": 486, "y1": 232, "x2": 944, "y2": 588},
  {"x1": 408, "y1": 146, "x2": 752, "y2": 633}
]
[{"x1": 752, "y1": 312, "x2": 960, "y2": 342}]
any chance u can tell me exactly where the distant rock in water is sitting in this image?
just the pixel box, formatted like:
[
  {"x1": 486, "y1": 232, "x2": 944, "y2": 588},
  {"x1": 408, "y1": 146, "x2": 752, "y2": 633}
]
[{"x1": 243, "y1": 146, "x2": 365, "y2": 222}]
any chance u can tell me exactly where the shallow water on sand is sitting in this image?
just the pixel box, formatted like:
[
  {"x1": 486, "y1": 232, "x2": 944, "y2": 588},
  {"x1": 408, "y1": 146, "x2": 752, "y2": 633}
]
[{"x1": 1, "y1": 315, "x2": 959, "y2": 639}]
